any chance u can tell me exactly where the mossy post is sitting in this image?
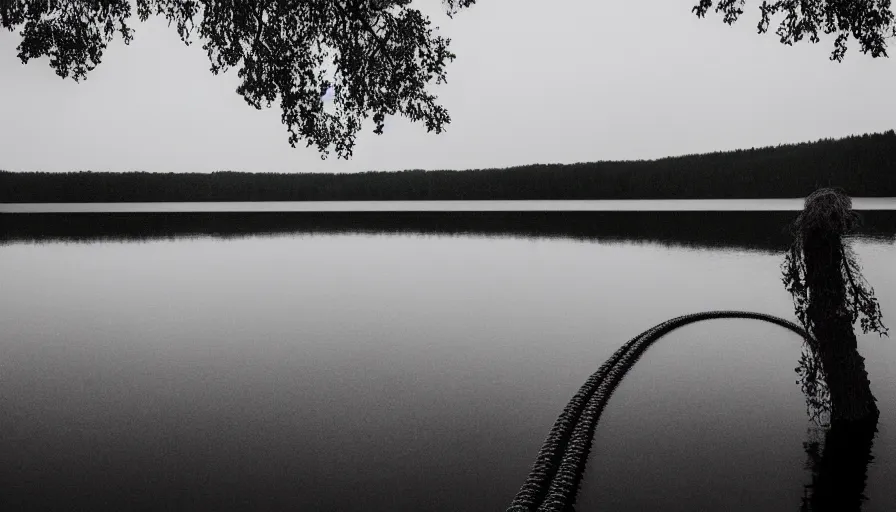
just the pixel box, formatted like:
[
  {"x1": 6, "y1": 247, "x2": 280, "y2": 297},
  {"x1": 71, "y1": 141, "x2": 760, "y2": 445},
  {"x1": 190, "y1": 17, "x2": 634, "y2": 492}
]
[
  {"x1": 801, "y1": 216, "x2": 878, "y2": 423},
  {"x1": 784, "y1": 189, "x2": 887, "y2": 425}
]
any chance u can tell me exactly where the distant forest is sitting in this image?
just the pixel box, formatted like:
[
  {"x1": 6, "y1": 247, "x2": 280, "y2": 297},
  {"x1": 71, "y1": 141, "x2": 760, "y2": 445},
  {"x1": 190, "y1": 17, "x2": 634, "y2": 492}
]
[{"x1": 2, "y1": 131, "x2": 894, "y2": 202}]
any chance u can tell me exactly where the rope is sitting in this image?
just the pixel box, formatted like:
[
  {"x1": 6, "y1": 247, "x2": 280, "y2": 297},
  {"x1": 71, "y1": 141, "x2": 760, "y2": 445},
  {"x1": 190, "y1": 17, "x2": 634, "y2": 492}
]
[{"x1": 506, "y1": 311, "x2": 810, "y2": 512}]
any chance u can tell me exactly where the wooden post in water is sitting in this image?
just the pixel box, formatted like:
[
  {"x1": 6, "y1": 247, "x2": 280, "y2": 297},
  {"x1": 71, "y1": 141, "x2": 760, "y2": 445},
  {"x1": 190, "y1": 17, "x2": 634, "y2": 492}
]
[{"x1": 785, "y1": 189, "x2": 886, "y2": 425}]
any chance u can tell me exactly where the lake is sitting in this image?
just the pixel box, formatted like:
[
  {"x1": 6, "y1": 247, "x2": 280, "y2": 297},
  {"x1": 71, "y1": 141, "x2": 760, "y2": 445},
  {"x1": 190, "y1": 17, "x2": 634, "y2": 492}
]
[{"x1": 2, "y1": 201, "x2": 895, "y2": 511}]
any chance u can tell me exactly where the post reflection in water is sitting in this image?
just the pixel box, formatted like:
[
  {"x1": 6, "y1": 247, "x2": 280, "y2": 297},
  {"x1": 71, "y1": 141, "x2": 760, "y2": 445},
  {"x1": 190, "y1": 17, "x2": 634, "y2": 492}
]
[{"x1": 800, "y1": 420, "x2": 878, "y2": 512}]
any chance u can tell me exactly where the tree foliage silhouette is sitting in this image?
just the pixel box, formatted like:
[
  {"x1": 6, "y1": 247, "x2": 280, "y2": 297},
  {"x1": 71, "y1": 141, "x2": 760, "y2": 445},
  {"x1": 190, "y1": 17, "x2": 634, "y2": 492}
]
[
  {"x1": 694, "y1": 0, "x2": 896, "y2": 61},
  {"x1": 1, "y1": 0, "x2": 477, "y2": 158},
  {"x1": 3, "y1": 1, "x2": 894, "y2": 159}
]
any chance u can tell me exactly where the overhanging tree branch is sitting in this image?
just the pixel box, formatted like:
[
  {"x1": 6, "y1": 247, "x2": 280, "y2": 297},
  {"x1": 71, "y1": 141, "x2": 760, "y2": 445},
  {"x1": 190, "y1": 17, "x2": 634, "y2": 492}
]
[
  {"x1": 1, "y1": 0, "x2": 472, "y2": 158},
  {"x1": 694, "y1": 0, "x2": 896, "y2": 61}
]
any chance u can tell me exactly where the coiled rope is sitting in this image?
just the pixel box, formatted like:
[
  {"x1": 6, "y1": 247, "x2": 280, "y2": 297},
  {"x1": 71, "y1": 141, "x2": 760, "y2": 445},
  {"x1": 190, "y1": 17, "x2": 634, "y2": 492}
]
[{"x1": 506, "y1": 311, "x2": 810, "y2": 512}]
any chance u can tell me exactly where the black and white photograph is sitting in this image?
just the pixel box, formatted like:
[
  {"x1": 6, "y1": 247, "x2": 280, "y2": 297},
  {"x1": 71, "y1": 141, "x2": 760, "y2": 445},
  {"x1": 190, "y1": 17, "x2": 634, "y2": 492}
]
[{"x1": 1, "y1": 1, "x2": 895, "y2": 510}]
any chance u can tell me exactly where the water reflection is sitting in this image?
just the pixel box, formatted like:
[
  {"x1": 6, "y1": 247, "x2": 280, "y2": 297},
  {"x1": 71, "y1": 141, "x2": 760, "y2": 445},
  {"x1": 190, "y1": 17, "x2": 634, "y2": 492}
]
[
  {"x1": 801, "y1": 420, "x2": 878, "y2": 512},
  {"x1": 3, "y1": 210, "x2": 896, "y2": 251},
  {"x1": 2, "y1": 210, "x2": 894, "y2": 511}
]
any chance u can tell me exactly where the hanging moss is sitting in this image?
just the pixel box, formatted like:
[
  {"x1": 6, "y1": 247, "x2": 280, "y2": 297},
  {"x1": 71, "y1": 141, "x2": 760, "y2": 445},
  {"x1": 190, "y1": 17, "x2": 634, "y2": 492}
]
[{"x1": 782, "y1": 188, "x2": 887, "y2": 424}]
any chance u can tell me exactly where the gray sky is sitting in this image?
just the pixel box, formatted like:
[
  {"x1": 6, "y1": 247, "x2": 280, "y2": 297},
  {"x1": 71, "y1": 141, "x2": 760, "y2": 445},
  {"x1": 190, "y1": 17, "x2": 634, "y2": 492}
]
[{"x1": 1, "y1": 0, "x2": 894, "y2": 174}]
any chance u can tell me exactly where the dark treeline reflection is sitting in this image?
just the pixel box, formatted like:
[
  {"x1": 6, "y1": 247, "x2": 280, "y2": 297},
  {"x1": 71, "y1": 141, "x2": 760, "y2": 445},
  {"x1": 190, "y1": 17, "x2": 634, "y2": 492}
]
[
  {"x1": 3, "y1": 210, "x2": 896, "y2": 251},
  {"x1": 3, "y1": 132, "x2": 896, "y2": 202}
]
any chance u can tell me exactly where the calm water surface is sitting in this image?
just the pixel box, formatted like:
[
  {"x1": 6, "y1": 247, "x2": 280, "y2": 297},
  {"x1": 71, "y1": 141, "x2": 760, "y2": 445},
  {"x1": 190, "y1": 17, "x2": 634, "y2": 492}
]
[{"x1": 1, "y1": 206, "x2": 895, "y2": 511}]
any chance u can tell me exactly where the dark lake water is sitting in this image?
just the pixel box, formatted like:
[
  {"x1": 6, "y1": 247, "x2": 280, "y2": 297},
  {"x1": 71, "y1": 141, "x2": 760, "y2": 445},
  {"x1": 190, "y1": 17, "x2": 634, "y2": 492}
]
[{"x1": 2, "y1": 203, "x2": 895, "y2": 511}]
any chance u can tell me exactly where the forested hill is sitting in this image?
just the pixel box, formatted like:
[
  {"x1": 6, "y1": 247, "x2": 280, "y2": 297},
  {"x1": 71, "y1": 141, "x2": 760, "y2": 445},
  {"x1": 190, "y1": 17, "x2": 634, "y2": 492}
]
[{"x1": 2, "y1": 131, "x2": 894, "y2": 202}]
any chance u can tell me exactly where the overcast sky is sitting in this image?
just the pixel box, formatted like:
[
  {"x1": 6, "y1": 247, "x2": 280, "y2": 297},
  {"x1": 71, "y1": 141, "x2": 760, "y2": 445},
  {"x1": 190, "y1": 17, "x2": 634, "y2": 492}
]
[{"x1": 1, "y1": 0, "x2": 894, "y2": 174}]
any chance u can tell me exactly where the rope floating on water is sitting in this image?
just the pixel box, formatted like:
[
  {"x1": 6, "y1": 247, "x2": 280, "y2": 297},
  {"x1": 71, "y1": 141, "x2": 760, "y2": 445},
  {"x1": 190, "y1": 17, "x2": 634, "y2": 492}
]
[{"x1": 506, "y1": 311, "x2": 810, "y2": 512}]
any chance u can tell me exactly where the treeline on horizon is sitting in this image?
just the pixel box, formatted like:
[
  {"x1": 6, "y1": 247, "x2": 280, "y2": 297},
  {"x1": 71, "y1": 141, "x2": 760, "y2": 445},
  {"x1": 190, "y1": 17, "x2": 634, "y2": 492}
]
[{"x1": 2, "y1": 131, "x2": 894, "y2": 202}]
